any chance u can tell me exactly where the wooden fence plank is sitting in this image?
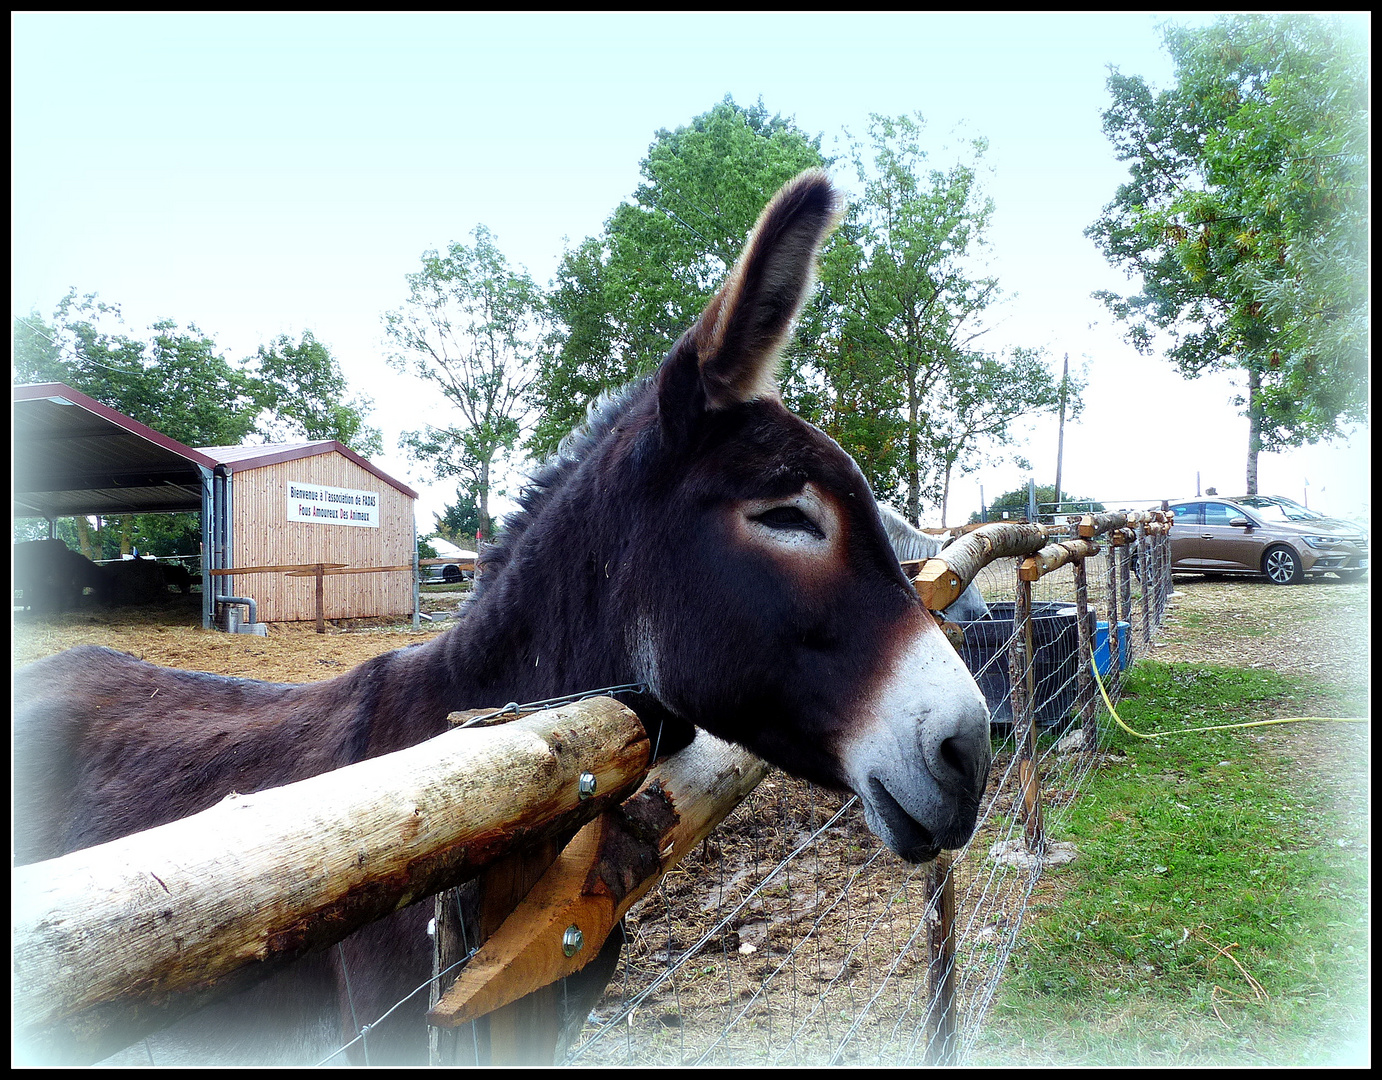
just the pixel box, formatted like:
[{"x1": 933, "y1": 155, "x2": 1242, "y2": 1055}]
[{"x1": 13, "y1": 700, "x2": 650, "y2": 1066}]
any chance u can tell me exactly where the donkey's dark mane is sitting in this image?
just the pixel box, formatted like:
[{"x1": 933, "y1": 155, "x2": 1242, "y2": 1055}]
[{"x1": 474, "y1": 377, "x2": 652, "y2": 593}]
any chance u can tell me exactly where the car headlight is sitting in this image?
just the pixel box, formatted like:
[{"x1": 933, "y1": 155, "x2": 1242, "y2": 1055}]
[{"x1": 1301, "y1": 535, "x2": 1342, "y2": 549}]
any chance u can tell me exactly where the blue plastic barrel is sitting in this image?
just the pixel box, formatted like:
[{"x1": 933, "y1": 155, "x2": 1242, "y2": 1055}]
[{"x1": 1094, "y1": 620, "x2": 1130, "y2": 676}]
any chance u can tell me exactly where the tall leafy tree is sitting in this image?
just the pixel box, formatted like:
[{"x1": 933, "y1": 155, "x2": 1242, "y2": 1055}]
[
  {"x1": 529, "y1": 95, "x2": 828, "y2": 458},
  {"x1": 14, "y1": 291, "x2": 260, "y2": 447},
  {"x1": 250, "y1": 331, "x2": 383, "y2": 456},
  {"x1": 804, "y1": 114, "x2": 1065, "y2": 524},
  {"x1": 384, "y1": 225, "x2": 541, "y2": 541},
  {"x1": 926, "y1": 347, "x2": 1073, "y2": 527},
  {"x1": 14, "y1": 291, "x2": 383, "y2": 552},
  {"x1": 1087, "y1": 14, "x2": 1368, "y2": 493}
]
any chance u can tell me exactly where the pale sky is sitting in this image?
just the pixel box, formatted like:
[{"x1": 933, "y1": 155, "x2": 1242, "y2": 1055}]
[{"x1": 11, "y1": 12, "x2": 1371, "y2": 529}]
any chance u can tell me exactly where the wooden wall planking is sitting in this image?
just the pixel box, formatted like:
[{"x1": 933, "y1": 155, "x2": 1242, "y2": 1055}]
[{"x1": 229, "y1": 451, "x2": 414, "y2": 622}]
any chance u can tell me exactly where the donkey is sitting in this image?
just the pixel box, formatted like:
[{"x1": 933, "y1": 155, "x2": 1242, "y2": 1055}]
[
  {"x1": 876, "y1": 504, "x2": 991, "y2": 622},
  {"x1": 13, "y1": 170, "x2": 992, "y2": 1065}
]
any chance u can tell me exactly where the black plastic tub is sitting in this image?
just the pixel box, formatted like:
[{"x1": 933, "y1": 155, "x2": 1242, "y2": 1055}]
[{"x1": 952, "y1": 601, "x2": 1096, "y2": 730}]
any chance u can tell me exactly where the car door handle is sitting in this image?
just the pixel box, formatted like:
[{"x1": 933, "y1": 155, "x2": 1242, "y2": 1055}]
[{"x1": 1200, "y1": 533, "x2": 1214, "y2": 539}]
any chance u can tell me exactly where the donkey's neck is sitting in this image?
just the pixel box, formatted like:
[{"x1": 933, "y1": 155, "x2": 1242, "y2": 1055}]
[{"x1": 439, "y1": 563, "x2": 632, "y2": 709}]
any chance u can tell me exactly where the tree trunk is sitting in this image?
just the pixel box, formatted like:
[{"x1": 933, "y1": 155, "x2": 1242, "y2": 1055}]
[
  {"x1": 906, "y1": 368, "x2": 921, "y2": 526},
  {"x1": 478, "y1": 458, "x2": 492, "y2": 542},
  {"x1": 939, "y1": 459, "x2": 953, "y2": 530},
  {"x1": 1245, "y1": 366, "x2": 1262, "y2": 495},
  {"x1": 74, "y1": 517, "x2": 95, "y2": 561}
]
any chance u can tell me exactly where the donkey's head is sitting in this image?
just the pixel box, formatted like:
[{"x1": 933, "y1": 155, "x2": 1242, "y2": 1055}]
[{"x1": 495, "y1": 170, "x2": 991, "y2": 862}]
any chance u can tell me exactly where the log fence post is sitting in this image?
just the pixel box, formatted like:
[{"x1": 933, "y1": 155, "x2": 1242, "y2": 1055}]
[
  {"x1": 1118, "y1": 532, "x2": 1134, "y2": 666},
  {"x1": 13, "y1": 700, "x2": 650, "y2": 1066},
  {"x1": 1009, "y1": 568, "x2": 1044, "y2": 854},
  {"x1": 924, "y1": 854, "x2": 958, "y2": 1065},
  {"x1": 1106, "y1": 532, "x2": 1122, "y2": 699},
  {"x1": 1072, "y1": 552, "x2": 1098, "y2": 751}
]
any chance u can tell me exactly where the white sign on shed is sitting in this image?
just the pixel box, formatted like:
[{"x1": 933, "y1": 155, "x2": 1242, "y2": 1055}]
[{"x1": 286, "y1": 482, "x2": 381, "y2": 528}]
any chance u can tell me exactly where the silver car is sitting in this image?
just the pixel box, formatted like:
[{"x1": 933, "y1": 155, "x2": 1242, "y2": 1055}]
[{"x1": 1168, "y1": 495, "x2": 1369, "y2": 584}]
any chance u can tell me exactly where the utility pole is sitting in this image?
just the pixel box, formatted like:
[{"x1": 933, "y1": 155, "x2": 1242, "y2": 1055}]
[{"x1": 1053, "y1": 353, "x2": 1069, "y2": 516}]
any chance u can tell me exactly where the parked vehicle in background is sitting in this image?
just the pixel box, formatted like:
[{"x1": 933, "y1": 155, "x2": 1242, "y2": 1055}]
[
  {"x1": 1167, "y1": 495, "x2": 1368, "y2": 584},
  {"x1": 419, "y1": 550, "x2": 477, "y2": 585}
]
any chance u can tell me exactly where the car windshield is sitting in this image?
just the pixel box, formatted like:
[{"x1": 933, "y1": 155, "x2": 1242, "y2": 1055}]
[{"x1": 1235, "y1": 496, "x2": 1325, "y2": 523}]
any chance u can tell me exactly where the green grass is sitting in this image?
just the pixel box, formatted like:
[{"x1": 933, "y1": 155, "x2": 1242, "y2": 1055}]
[{"x1": 971, "y1": 661, "x2": 1369, "y2": 1066}]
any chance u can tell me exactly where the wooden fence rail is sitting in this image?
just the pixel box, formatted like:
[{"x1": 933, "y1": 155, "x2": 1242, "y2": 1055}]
[{"x1": 13, "y1": 699, "x2": 650, "y2": 1066}]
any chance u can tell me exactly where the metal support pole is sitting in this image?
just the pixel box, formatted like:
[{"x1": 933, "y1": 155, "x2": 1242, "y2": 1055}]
[{"x1": 412, "y1": 532, "x2": 421, "y2": 630}]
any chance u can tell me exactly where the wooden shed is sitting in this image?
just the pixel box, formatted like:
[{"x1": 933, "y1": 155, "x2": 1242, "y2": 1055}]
[
  {"x1": 201, "y1": 441, "x2": 419, "y2": 624},
  {"x1": 14, "y1": 384, "x2": 421, "y2": 630}
]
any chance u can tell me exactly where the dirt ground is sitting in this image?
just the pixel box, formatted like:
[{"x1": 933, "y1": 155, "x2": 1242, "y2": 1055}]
[
  {"x1": 10, "y1": 588, "x2": 462, "y2": 680},
  {"x1": 10, "y1": 570, "x2": 1369, "y2": 1065}
]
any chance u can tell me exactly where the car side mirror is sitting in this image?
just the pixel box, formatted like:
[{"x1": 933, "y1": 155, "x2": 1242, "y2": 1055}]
[{"x1": 1229, "y1": 517, "x2": 1251, "y2": 529}]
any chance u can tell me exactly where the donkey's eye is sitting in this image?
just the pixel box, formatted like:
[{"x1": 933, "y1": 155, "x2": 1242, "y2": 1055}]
[{"x1": 752, "y1": 506, "x2": 825, "y2": 538}]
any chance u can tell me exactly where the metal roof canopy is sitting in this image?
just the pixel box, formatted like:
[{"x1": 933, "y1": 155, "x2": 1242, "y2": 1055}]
[{"x1": 13, "y1": 384, "x2": 218, "y2": 519}]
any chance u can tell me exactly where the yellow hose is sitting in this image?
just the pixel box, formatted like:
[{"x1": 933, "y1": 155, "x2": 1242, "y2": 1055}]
[{"x1": 1089, "y1": 658, "x2": 1367, "y2": 741}]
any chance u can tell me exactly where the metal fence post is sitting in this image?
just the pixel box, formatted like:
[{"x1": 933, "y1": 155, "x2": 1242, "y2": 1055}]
[{"x1": 1138, "y1": 524, "x2": 1152, "y2": 651}]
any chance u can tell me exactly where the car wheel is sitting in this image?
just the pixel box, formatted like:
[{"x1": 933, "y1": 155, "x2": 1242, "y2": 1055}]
[{"x1": 1262, "y1": 545, "x2": 1304, "y2": 585}]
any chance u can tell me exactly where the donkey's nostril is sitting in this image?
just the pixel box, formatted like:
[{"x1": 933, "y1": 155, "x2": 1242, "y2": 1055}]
[
  {"x1": 936, "y1": 733, "x2": 987, "y2": 793},
  {"x1": 939, "y1": 736, "x2": 967, "y2": 777}
]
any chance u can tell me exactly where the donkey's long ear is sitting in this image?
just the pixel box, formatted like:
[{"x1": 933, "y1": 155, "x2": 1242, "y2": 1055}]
[{"x1": 660, "y1": 170, "x2": 841, "y2": 419}]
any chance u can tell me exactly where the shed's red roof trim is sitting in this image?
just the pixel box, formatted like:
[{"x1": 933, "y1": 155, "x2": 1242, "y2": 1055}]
[
  {"x1": 14, "y1": 383, "x2": 419, "y2": 501},
  {"x1": 13, "y1": 382, "x2": 221, "y2": 470},
  {"x1": 197, "y1": 440, "x2": 419, "y2": 500}
]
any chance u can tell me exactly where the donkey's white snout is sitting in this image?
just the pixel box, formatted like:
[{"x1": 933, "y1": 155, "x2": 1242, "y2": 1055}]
[{"x1": 845, "y1": 619, "x2": 992, "y2": 862}]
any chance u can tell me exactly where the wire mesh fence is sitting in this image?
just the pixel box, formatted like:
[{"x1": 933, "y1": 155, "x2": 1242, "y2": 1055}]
[
  {"x1": 561, "y1": 521, "x2": 1173, "y2": 1067},
  {"x1": 63, "y1": 516, "x2": 1173, "y2": 1067}
]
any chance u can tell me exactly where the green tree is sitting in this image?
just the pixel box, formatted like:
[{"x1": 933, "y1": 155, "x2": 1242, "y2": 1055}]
[
  {"x1": 529, "y1": 95, "x2": 828, "y2": 458},
  {"x1": 803, "y1": 114, "x2": 1064, "y2": 524},
  {"x1": 384, "y1": 225, "x2": 541, "y2": 541},
  {"x1": 430, "y1": 489, "x2": 481, "y2": 549},
  {"x1": 250, "y1": 331, "x2": 382, "y2": 456},
  {"x1": 973, "y1": 484, "x2": 1105, "y2": 526},
  {"x1": 14, "y1": 292, "x2": 383, "y2": 454},
  {"x1": 1087, "y1": 14, "x2": 1368, "y2": 493},
  {"x1": 15, "y1": 292, "x2": 384, "y2": 555},
  {"x1": 14, "y1": 292, "x2": 260, "y2": 447},
  {"x1": 928, "y1": 347, "x2": 1074, "y2": 527}
]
